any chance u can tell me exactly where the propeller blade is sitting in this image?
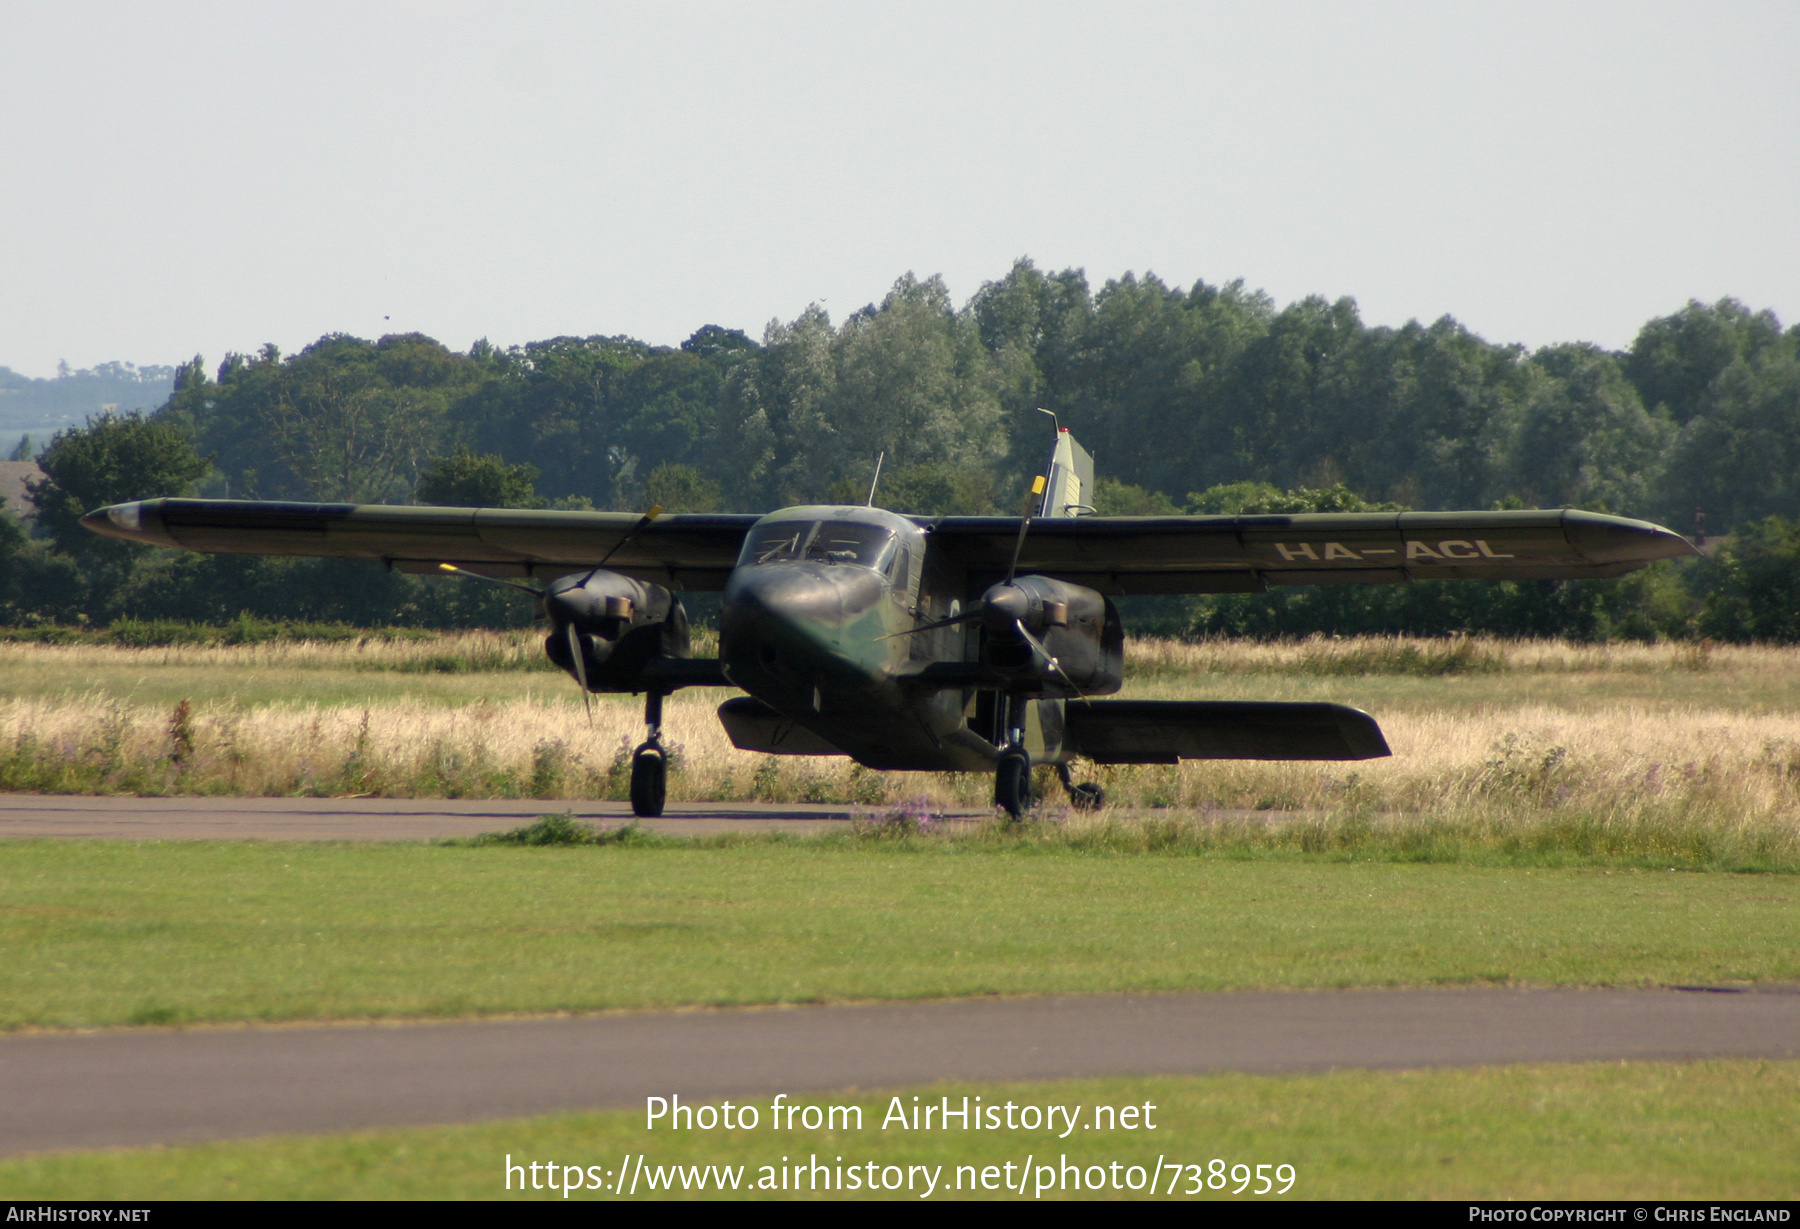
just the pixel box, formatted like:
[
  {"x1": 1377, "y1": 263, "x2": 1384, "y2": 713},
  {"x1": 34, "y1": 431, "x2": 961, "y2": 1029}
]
[
  {"x1": 885, "y1": 578, "x2": 1033, "y2": 640},
  {"x1": 1004, "y1": 476, "x2": 1047, "y2": 585},
  {"x1": 1014, "y1": 618, "x2": 1087, "y2": 702},
  {"x1": 877, "y1": 606, "x2": 986, "y2": 640},
  {"x1": 436, "y1": 562, "x2": 542, "y2": 596},
  {"x1": 580, "y1": 504, "x2": 664, "y2": 586},
  {"x1": 564, "y1": 621, "x2": 593, "y2": 725}
]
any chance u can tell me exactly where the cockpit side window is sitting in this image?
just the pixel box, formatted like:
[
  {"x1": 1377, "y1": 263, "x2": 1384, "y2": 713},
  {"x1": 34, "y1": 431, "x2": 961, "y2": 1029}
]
[{"x1": 887, "y1": 545, "x2": 911, "y2": 604}]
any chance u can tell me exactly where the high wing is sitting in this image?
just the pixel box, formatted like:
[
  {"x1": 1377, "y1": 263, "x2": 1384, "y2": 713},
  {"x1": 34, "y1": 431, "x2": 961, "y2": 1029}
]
[
  {"x1": 922, "y1": 508, "x2": 1697, "y2": 593},
  {"x1": 81, "y1": 499, "x2": 760, "y2": 590},
  {"x1": 83, "y1": 499, "x2": 1696, "y2": 595}
]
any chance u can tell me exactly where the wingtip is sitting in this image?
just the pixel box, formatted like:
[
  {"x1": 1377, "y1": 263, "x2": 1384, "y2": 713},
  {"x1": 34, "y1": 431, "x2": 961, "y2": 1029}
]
[
  {"x1": 1666, "y1": 526, "x2": 1705, "y2": 559},
  {"x1": 1562, "y1": 510, "x2": 1702, "y2": 565},
  {"x1": 79, "y1": 500, "x2": 180, "y2": 548},
  {"x1": 81, "y1": 502, "x2": 140, "y2": 539},
  {"x1": 1630, "y1": 519, "x2": 1704, "y2": 560}
]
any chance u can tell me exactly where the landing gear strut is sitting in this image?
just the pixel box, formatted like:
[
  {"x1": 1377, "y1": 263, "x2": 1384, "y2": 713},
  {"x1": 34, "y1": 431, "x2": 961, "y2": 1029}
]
[
  {"x1": 993, "y1": 695, "x2": 1032, "y2": 821},
  {"x1": 1056, "y1": 762, "x2": 1106, "y2": 811},
  {"x1": 629, "y1": 690, "x2": 668, "y2": 818}
]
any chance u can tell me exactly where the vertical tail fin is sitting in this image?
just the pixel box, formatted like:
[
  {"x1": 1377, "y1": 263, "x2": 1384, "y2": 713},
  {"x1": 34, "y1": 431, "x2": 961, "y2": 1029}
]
[{"x1": 1042, "y1": 426, "x2": 1095, "y2": 518}]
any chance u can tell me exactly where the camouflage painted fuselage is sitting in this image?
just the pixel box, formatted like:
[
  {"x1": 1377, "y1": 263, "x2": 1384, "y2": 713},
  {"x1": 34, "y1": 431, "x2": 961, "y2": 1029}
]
[{"x1": 718, "y1": 505, "x2": 1072, "y2": 771}]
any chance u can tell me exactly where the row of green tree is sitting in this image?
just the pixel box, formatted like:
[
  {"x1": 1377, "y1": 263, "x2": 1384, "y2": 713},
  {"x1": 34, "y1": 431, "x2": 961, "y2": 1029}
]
[
  {"x1": 7, "y1": 408, "x2": 1799, "y2": 642},
  {"x1": 147, "y1": 266, "x2": 1799, "y2": 535},
  {"x1": 5, "y1": 261, "x2": 1798, "y2": 638}
]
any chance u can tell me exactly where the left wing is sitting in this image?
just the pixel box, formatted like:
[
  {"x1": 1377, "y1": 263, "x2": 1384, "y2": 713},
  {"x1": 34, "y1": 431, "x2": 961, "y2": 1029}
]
[
  {"x1": 919, "y1": 508, "x2": 1697, "y2": 594},
  {"x1": 82, "y1": 499, "x2": 760, "y2": 590}
]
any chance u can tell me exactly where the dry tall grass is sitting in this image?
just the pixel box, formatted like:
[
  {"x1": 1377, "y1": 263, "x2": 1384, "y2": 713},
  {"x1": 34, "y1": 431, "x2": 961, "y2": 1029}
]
[
  {"x1": 1126, "y1": 634, "x2": 1736, "y2": 677},
  {"x1": 0, "y1": 630, "x2": 560, "y2": 675},
  {"x1": 0, "y1": 630, "x2": 1735, "y2": 679},
  {"x1": 0, "y1": 637, "x2": 1796, "y2": 849}
]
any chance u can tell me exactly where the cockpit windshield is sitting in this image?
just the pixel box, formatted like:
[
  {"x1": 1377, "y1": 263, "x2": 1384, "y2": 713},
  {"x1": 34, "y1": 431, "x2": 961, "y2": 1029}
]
[
  {"x1": 739, "y1": 520, "x2": 895, "y2": 568},
  {"x1": 811, "y1": 522, "x2": 895, "y2": 566}
]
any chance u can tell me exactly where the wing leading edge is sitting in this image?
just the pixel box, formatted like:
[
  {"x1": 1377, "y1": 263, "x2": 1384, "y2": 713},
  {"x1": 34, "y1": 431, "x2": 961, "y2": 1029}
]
[
  {"x1": 82, "y1": 499, "x2": 761, "y2": 590},
  {"x1": 83, "y1": 499, "x2": 1696, "y2": 596}
]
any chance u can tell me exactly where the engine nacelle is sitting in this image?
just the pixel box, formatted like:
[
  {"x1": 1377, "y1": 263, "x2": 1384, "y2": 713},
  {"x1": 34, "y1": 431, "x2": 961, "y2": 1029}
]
[
  {"x1": 979, "y1": 574, "x2": 1123, "y2": 697},
  {"x1": 543, "y1": 569, "x2": 691, "y2": 692}
]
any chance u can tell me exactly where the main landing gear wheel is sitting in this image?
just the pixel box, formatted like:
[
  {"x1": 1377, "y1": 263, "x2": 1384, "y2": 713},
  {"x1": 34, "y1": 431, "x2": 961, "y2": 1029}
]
[
  {"x1": 629, "y1": 689, "x2": 670, "y2": 818},
  {"x1": 1056, "y1": 762, "x2": 1106, "y2": 811},
  {"x1": 994, "y1": 750, "x2": 1032, "y2": 820},
  {"x1": 629, "y1": 743, "x2": 666, "y2": 818}
]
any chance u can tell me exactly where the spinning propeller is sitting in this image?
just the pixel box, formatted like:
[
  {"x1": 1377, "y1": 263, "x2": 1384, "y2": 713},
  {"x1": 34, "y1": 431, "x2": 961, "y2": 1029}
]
[
  {"x1": 881, "y1": 475, "x2": 1088, "y2": 697},
  {"x1": 435, "y1": 505, "x2": 665, "y2": 722}
]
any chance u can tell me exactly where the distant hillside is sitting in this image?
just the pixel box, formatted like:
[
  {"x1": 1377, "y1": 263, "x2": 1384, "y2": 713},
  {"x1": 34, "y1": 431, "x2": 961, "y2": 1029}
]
[{"x1": 0, "y1": 362, "x2": 176, "y2": 445}]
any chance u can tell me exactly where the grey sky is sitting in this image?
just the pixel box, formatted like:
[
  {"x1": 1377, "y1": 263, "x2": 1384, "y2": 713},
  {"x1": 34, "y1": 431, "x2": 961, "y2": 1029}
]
[{"x1": 2, "y1": 1, "x2": 1794, "y2": 378}]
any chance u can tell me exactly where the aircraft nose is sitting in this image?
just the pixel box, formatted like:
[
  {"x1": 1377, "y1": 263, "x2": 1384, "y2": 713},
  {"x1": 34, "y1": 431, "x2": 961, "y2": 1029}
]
[
  {"x1": 722, "y1": 563, "x2": 885, "y2": 686},
  {"x1": 723, "y1": 565, "x2": 845, "y2": 648}
]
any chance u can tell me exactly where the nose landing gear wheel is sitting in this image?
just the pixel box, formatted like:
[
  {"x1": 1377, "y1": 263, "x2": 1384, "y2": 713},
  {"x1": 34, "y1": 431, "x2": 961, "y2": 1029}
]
[
  {"x1": 629, "y1": 743, "x2": 666, "y2": 818},
  {"x1": 1068, "y1": 782, "x2": 1105, "y2": 809},
  {"x1": 994, "y1": 750, "x2": 1032, "y2": 820},
  {"x1": 1056, "y1": 762, "x2": 1106, "y2": 810}
]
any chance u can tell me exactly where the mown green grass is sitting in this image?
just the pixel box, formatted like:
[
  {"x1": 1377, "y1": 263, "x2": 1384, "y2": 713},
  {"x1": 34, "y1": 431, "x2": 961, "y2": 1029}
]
[
  {"x1": 1, "y1": 840, "x2": 1795, "y2": 1030},
  {"x1": 4, "y1": 1062, "x2": 1794, "y2": 1200},
  {"x1": 484, "y1": 806, "x2": 1800, "y2": 873}
]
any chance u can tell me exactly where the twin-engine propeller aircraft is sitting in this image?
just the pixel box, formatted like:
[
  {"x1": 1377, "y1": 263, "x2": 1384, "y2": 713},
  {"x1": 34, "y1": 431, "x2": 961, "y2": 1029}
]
[{"x1": 84, "y1": 425, "x2": 1696, "y2": 819}]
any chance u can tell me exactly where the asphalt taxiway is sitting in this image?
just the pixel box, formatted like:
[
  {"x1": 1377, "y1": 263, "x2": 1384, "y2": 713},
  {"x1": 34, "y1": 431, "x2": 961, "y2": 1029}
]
[
  {"x1": 2, "y1": 987, "x2": 1795, "y2": 1154},
  {"x1": 0, "y1": 794, "x2": 1308, "y2": 839},
  {"x1": 5, "y1": 794, "x2": 1794, "y2": 1158},
  {"x1": 0, "y1": 792, "x2": 936, "y2": 840}
]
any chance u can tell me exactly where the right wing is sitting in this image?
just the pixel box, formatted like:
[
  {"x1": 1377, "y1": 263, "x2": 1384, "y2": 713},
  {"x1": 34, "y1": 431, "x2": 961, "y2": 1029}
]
[
  {"x1": 922, "y1": 508, "x2": 1698, "y2": 594},
  {"x1": 82, "y1": 499, "x2": 760, "y2": 590}
]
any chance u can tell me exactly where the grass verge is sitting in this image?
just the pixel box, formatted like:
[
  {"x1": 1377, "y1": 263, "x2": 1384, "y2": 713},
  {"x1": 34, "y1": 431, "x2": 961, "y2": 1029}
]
[
  {"x1": 473, "y1": 804, "x2": 1800, "y2": 872},
  {"x1": 2, "y1": 840, "x2": 1795, "y2": 1030},
  {"x1": 2, "y1": 1062, "x2": 1794, "y2": 1200}
]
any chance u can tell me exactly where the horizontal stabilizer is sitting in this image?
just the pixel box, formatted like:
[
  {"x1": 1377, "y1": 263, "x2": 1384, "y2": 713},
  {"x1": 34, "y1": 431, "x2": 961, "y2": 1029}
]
[{"x1": 1066, "y1": 700, "x2": 1390, "y2": 763}]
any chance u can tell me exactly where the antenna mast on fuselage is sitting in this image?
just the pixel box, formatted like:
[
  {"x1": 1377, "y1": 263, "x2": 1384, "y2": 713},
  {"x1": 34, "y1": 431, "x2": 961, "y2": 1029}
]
[{"x1": 866, "y1": 451, "x2": 885, "y2": 507}]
